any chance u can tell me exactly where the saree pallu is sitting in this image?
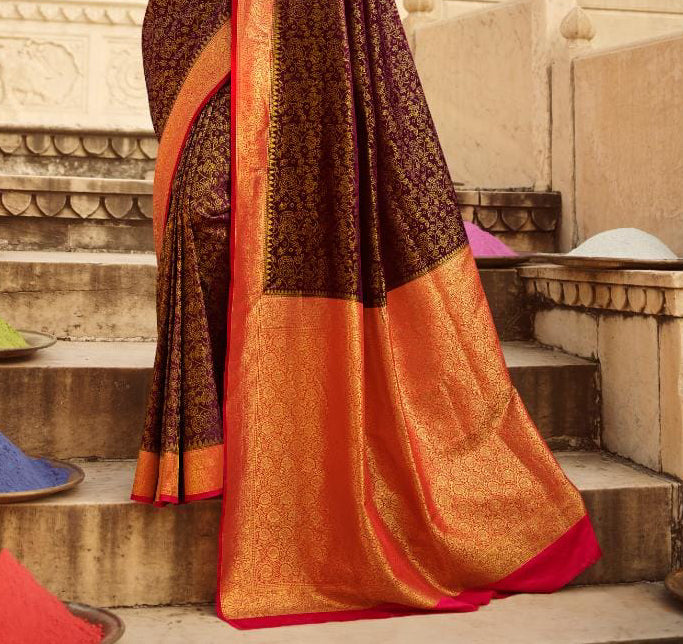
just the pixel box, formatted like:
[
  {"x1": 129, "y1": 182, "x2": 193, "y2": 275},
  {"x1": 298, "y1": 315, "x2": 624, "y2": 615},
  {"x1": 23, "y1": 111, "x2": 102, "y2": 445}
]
[{"x1": 133, "y1": 0, "x2": 602, "y2": 627}]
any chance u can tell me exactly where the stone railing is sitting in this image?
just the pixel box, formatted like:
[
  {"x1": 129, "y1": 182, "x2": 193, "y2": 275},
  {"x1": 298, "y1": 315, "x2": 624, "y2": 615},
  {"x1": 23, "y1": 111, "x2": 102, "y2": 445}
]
[
  {"x1": 0, "y1": 129, "x2": 157, "y2": 161},
  {"x1": 0, "y1": 174, "x2": 152, "y2": 220},
  {"x1": 520, "y1": 263, "x2": 683, "y2": 481},
  {"x1": 456, "y1": 189, "x2": 559, "y2": 252},
  {"x1": 0, "y1": 127, "x2": 157, "y2": 179}
]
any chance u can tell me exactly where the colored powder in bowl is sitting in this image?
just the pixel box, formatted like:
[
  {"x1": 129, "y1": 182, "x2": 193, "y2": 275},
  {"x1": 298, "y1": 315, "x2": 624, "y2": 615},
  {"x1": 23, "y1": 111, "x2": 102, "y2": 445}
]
[
  {"x1": 0, "y1": 550, "x2": 103, "y2": 644},
  {"x1": 464, "y1": 222, "x2": 517, "y2": 257},
  {"x1": 569, "y1": 228, "x2": 678, "y2": 260},
  {"x1": 0, "y1": 318, "x2": 28, "y2": 349},
  {"x1": 0, "y1": 432, "x2": 69, "y2": 494}
]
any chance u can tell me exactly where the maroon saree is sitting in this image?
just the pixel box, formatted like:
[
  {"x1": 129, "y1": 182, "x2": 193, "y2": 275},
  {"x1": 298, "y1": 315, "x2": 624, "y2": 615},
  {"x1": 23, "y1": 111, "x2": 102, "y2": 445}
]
[{"x1": 133, "y1": 0, "x2": 601, "y2": 628}]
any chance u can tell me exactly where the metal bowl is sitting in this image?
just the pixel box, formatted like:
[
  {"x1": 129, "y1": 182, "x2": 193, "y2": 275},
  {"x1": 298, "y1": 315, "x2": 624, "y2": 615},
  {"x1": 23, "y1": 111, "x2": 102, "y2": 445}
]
[
  {"x1": 66, "y1": 602, "x2": 125, "y2": 643},
  {"x1": 0, "y1": 330, "x2": 57, "y2": 361},
  {"x1": 665, "y1": 569, "x2": 683, "y2": 603},
  {"x1": 527, "y1": 253, "x2": 683, "y2": 271},
  {"x1": 0, "y1": 459, "x2": 85, "y2": 504},
  {"x1": 475, "y1": 255, "x2": 530, "y2": 269}
]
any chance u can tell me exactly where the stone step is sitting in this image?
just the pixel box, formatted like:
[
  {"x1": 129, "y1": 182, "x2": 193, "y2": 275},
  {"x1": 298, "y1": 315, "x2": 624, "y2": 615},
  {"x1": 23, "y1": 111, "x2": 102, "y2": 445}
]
[
  {"x1": 479, "y1": 267, "x2": 532, "y2": 340},
  {"x1": 0, "y1": 174, "x2": 556, "y2": 254},
  {"x1": 0, "y1": 251, "x2": 537, "y2": 342},
  {"x1": 0, "y1": 341, "x2": 598, "y2": 461},
  {"x1": 114, "y1": 583, "x2": 683, "y2": 643},
  {"x1": 0, "y1": 175, "x2": 153, "y2": 252},
  {"x1": 0, "y1": 453, "x2": 676, "y2": 607},
  {"x1": 0, "y1": 251, "x2": 157, "y2": 339},
  {"x1": 0, "y1": 129, "x2": 157, "y2": 180}
]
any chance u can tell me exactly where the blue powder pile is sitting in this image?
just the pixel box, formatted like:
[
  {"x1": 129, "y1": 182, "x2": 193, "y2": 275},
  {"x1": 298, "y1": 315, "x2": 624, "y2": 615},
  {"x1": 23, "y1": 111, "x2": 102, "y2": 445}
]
[{"x1": 0, "y1": 432, "x2": 69, "y2": 493}]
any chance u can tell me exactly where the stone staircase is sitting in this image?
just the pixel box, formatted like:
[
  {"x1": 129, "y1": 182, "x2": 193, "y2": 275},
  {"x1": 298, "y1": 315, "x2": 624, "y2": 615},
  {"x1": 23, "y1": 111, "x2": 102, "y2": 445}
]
[{"x1": 1, "y1": 130, "x2": 683, "y2": 642}]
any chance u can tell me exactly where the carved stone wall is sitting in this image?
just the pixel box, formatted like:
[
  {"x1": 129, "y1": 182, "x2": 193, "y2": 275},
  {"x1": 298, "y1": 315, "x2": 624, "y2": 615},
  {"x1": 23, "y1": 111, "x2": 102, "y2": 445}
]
[{"x1": 0, "y1": 1, "x2": 151, "y2": 131}]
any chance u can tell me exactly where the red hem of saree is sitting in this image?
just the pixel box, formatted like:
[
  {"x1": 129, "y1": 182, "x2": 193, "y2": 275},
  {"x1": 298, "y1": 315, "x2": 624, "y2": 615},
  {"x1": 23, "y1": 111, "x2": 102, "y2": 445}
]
[
  {"x1": 222, "y1": 514, "x2": 601, "y2": 629},
  {"x1": 216, "y1": 0, "x2": 239, "y2": 627},
  {"x1": 130, "y1": 489, "x2": 222, "y2": 506}
]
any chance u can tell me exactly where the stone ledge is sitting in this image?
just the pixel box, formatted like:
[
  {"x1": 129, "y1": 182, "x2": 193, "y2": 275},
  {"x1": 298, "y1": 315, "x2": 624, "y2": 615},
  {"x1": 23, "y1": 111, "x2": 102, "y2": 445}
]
[
  {"x1": 0, "y1": 453, "x2": 676, "y2": 606},
  {"x1": 0, "y1": 130, "x2": 158, "y2": 161},
  {"x1": 0, "y1": 1, "x2": 147, "y2": 26},
  {"x1": 456, "y1": 190, "x2": 560, "y2": 253},
  {"x1": 0, "y1": 174, "x2": 152, "y2": 220},
  {"x1": 519, "y1": 264, "x2": 683, "y2": 317}
]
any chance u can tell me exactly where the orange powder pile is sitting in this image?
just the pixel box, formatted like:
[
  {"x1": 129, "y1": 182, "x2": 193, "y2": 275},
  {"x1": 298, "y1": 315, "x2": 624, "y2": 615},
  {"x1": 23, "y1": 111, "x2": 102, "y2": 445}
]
[{"x1": 0, "y1": 550, "x2": 103, "y2": 644}]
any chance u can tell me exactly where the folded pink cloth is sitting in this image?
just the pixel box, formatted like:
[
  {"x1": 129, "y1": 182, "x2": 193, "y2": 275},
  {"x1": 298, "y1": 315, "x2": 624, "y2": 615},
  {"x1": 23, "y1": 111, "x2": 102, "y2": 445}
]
[{"x1": 464, "y1": 222, "x2": 517, "y2": 257}]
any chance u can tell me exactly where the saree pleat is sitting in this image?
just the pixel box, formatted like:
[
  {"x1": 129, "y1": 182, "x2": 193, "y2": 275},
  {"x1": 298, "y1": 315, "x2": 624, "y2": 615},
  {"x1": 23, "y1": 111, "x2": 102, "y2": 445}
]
[
  {"x1": 132, "y1": 83, "x2": 230, "y2": 504},
  {"x1": 133, "y1": 0, "x2": 602, "y2": 628}
]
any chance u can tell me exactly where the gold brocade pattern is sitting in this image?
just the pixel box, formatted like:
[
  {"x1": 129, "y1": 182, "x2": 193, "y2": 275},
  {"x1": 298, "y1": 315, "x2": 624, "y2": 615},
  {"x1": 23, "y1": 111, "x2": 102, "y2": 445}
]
[
  {"x1": 264, "y1": 0, "x2": 468, "y2": 306},
  {"x1": 218, "y1": 0, "x2": 597, "y2": 623},
  {"x1": 143, "y1": 0, "x2": 230, "y2": 137},
  {"x1": 151, "y1": 23, "x2": 231, "y2": 256},
  {"x1": 134, "y1": 82, "x2": 230, "y2": 502}
]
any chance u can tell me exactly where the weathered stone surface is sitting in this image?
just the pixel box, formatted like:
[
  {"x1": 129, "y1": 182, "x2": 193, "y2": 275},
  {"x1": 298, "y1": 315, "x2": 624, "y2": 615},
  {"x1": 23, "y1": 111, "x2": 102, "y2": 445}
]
[
  {"x1": 0, "y1": 1, "x2": 152, "y2": 132},
  {"x1": 116, "y1": 583, "x2": 683, "y2": 643},
  {"x1": 570, "y1": 451, "x2": 676, "y2": 585},
  {"x1": 0, "y1": 251, "x2": 157, "y2": 339},
  {"x1": 0, "y1": 217, "x2": 153, "y2": 252},
  {"x1": 598, "y1": 315, "x2": 661, "y2": 470},
  {"x1": 660, "y1": 319, "x2": 683, "y2": 479},
  {"x1": 505, "y1": 341, "x2": 599, "y2": 448},
  {"x1": 574, "y1": 32, "x2": 683, "y2": 255},
  {"x1": 458, "y1": 190, "x2": 560, "y2": 253},
  {"x1": 0, "y1": 453, "x2": 673, "y2": 607},
  {"x1": 414, "y1": 1, "x2": 545, "y2": 189},
  {"x1": 479, "y1": 268, "x2": 532, "y2": 341},
  {"x1": 534, "y1": 308, "x2": 599, "y2": 359},
  {"x1": 0, "y1": 341, "x2": 154, "y2": 460},
  {"x1": 0, "y1": 340, "x2": 598, "y2": 460},
  {"x1": 0, "y1": 174, "x2": 152, "y2": 220},
  {"x1": 520, "y1": 265, "x2": 683, "y2": 317}
]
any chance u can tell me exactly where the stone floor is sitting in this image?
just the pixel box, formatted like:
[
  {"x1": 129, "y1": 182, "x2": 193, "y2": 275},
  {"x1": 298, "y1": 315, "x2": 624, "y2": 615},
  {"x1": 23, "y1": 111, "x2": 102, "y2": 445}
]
[{"x1": 117, "y1": 583, "x2": 683, "y2": 643}]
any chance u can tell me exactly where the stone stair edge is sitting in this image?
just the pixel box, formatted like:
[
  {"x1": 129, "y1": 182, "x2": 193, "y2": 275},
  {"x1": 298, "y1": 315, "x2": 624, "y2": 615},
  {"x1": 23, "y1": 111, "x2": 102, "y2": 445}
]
[
  {"x1": 111, "y1": 583, "x2": 683, "y2": 644},
  {"x1": 0, "y1": 174, "x2": 153, "y2": 194},
  {"x1": 0, "y1": 451, "x2": 674, "y2": 605}
]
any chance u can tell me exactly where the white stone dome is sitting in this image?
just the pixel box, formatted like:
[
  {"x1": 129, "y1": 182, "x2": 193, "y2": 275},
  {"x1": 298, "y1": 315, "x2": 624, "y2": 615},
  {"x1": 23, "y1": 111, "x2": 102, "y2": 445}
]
[{"x1": 568, "y1": 228, "x2": 678, "y2": 260}]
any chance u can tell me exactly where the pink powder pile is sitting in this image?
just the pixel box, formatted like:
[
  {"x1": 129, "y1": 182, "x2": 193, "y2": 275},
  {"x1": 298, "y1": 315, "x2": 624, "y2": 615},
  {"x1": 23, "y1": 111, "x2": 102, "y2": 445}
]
[
  {"x1": 0, "y1": 550, "x2": 103, "y2": 644},
  {"x1": 464, "y1": 222, "x2": 517, "y2": 257}
]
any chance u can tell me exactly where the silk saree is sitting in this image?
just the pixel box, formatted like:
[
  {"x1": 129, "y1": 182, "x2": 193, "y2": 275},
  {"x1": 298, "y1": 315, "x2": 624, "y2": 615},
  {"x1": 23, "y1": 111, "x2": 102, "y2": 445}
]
[{"x1": 132, "y1": 0, "x2": 602, "y2": 628}]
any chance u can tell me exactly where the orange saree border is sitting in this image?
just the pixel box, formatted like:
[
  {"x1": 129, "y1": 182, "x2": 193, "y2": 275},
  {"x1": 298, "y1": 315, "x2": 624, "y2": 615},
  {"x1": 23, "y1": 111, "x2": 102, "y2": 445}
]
[
  {"x1": 217, "y1": 0, "x2": 600, "y2": 628},
  {"x1": 152, "y1": 22, "x2": 231, "y2": 257},
  {"x1": 131, "y1": 444, "x2": 223, "y2": 505}
]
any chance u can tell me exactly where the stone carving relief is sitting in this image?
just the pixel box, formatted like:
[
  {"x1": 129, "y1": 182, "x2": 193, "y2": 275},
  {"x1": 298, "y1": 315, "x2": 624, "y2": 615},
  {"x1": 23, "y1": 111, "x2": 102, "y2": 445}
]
[
  {"x1": 106, "y1": 42, "x2": 148, "y2": 112},
  {"x1": 0, "y1": 37, "x2": 83, "y2": 108},
  {"x1": 0, "y1": 2, "x2": 146, "y2": 26}
]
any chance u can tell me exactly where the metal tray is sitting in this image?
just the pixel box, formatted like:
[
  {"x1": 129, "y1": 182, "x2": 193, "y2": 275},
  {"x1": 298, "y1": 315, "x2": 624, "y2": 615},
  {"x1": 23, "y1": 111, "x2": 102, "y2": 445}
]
[
  {"x1": 0, "y1": 330, "x2": 57, "y2": 360},
  {"x1": 66, "y1": 602, "x2": 125, "y2": 644},
  {"x1": 475, "y1": 255, "x2": 529, "y2": 268},
  {"x1": 0, "y1": 459, "x2": 85, "y2": 504},
  {"x1": 527, "y1": 254, "x2": 683, "y2": 271}
]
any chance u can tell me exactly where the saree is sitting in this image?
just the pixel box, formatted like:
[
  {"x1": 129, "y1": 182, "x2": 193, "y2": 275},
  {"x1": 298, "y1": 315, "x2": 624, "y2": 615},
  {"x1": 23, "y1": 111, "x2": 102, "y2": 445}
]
[{"x1": 132, "y1": 0, "x2": 602, "y2": 628}]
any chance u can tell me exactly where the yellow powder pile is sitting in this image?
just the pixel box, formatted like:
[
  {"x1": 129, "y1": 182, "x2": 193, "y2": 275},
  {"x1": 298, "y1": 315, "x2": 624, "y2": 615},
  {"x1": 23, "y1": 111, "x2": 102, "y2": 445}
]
[{"x1": 0, "y1": 318, "x2": 28, "y2": 349}]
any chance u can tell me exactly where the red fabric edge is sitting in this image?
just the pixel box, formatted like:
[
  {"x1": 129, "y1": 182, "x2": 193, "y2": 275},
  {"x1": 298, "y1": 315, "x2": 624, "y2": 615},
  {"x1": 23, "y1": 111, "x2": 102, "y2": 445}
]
[
  {"x1": 224, "y1": 514, "x2": 601, "y2": 629},
  {"x1": 130, "y1": 490, "x2": 222, "y2": 507},
  {"x1": 158, "y1": 73, "x2": 229, "y2": 249},
  {"x1": 216, "y1": 1, "x2": 239, "y2": 626}
]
